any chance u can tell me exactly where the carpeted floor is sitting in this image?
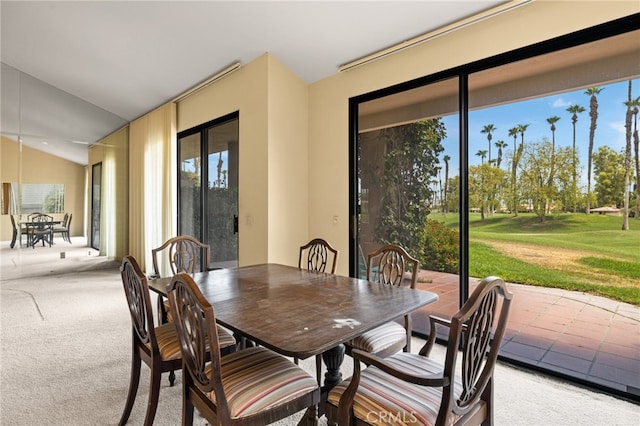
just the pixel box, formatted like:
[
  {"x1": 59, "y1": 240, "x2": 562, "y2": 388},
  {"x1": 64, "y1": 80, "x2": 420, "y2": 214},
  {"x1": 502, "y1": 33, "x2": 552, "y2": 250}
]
[{"x1": 1, "y1": 239, "x2": 638, "y2": 425}]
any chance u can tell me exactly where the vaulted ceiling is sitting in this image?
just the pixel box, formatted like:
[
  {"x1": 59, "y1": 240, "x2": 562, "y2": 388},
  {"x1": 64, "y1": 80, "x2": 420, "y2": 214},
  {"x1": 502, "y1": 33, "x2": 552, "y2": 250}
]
[{"x1": 1, "y1": 1, "x2": 508, "y2": 165}]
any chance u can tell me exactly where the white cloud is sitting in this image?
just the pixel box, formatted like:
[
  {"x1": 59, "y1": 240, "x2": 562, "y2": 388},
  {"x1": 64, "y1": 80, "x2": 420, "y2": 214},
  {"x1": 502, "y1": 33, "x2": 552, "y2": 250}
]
[{"x1": 551, "y1": 98, "x2": 571, "y2": 108}]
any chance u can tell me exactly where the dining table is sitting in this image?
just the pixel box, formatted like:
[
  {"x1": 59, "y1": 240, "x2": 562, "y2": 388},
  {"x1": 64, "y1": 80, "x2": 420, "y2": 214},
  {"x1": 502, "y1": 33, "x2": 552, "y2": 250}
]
[
  {"x1": 148, "y1": 263, "x2": 438, "y2": 423},
  {"x1": 20, "y1": 219, "x2": 62, "y2": 247}
]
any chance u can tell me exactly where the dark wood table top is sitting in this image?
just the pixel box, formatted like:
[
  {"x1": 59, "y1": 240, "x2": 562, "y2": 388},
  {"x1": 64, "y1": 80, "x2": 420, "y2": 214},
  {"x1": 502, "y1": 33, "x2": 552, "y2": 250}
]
[{"x1": 149, "y1": 263, "x2": 438, "y2": 359}]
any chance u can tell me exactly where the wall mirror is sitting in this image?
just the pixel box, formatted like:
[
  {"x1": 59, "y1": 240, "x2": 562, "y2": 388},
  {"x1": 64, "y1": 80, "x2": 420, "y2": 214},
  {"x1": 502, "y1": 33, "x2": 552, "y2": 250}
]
[{"x1": 1, "y1": 182, "x2": 65, "y2": 215}]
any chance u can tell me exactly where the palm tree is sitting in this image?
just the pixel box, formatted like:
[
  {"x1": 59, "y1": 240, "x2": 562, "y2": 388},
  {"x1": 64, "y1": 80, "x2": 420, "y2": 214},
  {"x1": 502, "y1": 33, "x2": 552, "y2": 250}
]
[
  {"x1": 630, "y1": 95, "x2": 640, "y2": 221},
  {"x1": 508, "y1": 126, "x2": 520, "y2": 216},
  {"x1": 517, "y1": 123, "x2": 529, "y2": 150},
  {"x1": 513, "y1": 124, "x2": 529, "y2": 215},
  {"x1": 585, "y1": 86, "x2": 603, "y2": 214},
  {"x1": 566, "y1": 104, "x2": 585, "y2": 212},
  {"x1": 546, "y1": 116, "x2": 561, "y2": 151},
  {"x1": 481, "y1": 124, "x2": 497, "y2": 164},
  {"x1": 622, "y1": 81, "x2": 633, "y2": 230},
  {"x1": 546, "y1": 116, "x2": 561, "y2": 214},
  {"x1": 495, "y1": 140, "x2": 508, "y2": 168},
  {"x1": 443, "y1": 154, "x2": 450, "y2": 214},
  {"x1": 475, "y1": 150, "x2": 488, "y2": 164}
]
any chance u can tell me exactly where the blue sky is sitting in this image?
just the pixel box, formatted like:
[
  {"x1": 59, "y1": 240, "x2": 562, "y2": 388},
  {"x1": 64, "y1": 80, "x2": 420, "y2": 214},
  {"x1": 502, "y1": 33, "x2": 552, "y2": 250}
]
[{"x1": 440, "y1": 79, "x2": 639, "y2": 185}]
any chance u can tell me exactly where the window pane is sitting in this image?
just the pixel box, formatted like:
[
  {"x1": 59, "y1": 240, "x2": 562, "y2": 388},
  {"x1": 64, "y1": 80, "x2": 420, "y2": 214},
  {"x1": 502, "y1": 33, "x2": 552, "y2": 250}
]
[
  {"x1": 178, "y1": 133, "x2": 202, "y2": 238},
  {"x1": 358, "y1": 77, "x2": 461, "y2": 337},
  {"x1": 467, "y1": 30, "x2": 639, "y2": 391}
]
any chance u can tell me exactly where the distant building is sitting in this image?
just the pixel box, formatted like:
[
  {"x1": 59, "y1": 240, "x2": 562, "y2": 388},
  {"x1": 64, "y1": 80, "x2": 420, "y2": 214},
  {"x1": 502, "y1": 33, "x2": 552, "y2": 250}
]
[{"x1": 590, "y1": 206, "x2": 622, "y2": 216}]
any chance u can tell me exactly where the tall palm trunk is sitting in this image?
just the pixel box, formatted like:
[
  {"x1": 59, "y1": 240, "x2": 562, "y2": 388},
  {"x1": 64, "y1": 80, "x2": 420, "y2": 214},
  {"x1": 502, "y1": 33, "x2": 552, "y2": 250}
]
[
  {"x1": 630, "y1": 96, "x2": 640, "y2": 220},
  {"x1": 571, "y1": 117, "x2": 578, "y2": 212},
  {"x1": 622, "y1": 81, "x2": 633, "y2": 230},
  {"x1": 586, "y1": 87, "x2": 602, "y2": 214}
]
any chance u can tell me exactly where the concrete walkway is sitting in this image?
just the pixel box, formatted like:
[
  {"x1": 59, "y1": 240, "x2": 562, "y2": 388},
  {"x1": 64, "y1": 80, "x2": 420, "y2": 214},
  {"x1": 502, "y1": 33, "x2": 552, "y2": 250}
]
[{"x1": 413, "y1": 270, "x2": 640, "y2": 401}]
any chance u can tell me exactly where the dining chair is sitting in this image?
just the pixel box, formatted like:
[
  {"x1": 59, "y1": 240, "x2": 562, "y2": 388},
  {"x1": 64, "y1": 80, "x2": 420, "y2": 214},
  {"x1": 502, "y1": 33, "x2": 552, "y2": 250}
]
[
  {"x1": 327, "y1": 276, "x2": 514, "y2": 426},
  {"x1": 297, "y1": 238, "x2": 339, "y2": 385},
  {"x1": 27, "y1": 213, "x2": 54, "y2": 248},
  {"x1": 118, "y1": 255, "x2": 183, "y2": 426},
  {"x1": 9, "y1": 215, "x2": 28, "y2": 248},
  {"x1": 168, "y1": 272, "x2": 321, "y2": 425},
  {"x1": 53, "y1": 212, "x2": 72, "y2": 243},
  {"x1": 151, "y1": 235, "x2": 236, "y2": 385},
  {"x1": 345, "y1": 244, "x2": 419, "y2": 358},
  {"x1": 299, "y1": 238, "x2": 339, "y2": 274},
  {"x1": 150, "y1": 235, "x2": 213, "y2": 325}
]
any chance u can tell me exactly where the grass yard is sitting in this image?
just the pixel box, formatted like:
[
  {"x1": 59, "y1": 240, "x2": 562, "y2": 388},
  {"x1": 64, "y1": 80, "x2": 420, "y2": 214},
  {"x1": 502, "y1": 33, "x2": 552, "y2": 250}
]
[{"x1": 436, "y1": 212, "x2": 640, "y2": 305}]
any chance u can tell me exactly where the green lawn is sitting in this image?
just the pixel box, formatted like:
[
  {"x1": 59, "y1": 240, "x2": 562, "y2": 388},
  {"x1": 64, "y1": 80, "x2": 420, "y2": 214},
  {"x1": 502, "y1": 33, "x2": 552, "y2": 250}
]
[{"x1": 435, "y1": 212, "x2": 640, "y2": 305}]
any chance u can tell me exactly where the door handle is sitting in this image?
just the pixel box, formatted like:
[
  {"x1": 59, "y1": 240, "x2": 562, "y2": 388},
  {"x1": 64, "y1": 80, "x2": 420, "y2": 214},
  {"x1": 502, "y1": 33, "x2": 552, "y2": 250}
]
[{"x1": 233, "y1": 215, "x2": 238, "y2": 234}]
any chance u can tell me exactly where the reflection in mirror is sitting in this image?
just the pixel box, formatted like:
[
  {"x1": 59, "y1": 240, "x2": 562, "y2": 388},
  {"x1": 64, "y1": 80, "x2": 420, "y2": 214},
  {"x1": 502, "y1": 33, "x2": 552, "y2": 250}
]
[{"x1": 0, "y1": 182, "x2": 65, "y2": 215}]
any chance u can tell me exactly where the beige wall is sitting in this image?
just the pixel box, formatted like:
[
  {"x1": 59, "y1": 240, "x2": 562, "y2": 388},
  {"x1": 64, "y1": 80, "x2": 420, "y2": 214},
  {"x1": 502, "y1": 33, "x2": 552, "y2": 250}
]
[
  {"x1": 0, "y1": 136, "x2": 85, "y2": 242},
  {"x1": 177, "y1": 53, "x2": 309, "y2": 266}
]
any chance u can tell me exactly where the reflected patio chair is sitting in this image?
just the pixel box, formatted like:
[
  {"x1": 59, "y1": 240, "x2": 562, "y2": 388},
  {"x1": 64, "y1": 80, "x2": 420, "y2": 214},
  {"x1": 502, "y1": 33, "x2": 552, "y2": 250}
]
[
  {"x1": 53, "y1": 213, "x2": 72, "y2": 243},
  {"x1": 168, "y1": 272, "x2": 320, "y2": 425},
  {"x1": 327, "y1": 276, "x2": 513, "y2": 426},
  {"x1": 9, "y1": 215, "x2": 28, "y2": 248},
  {"x1": 346, "y1": 244, "x2": 419, "y2": 358},
  {"x1": 27, "y1": 213, "x2": 54, "y2": 248}
]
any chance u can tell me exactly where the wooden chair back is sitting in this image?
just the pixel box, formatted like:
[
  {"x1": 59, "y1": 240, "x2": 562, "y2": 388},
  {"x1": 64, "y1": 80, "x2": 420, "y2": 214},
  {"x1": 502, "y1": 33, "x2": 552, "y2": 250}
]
[
  {"x1": 168, "y1": 273, "x2": 320, "y2": 425},
  {"x1": 345, "y1": 244, "x2": 420, "y2": 355},
  {"x1": 436, "y1": 276, "x2": 513, "y2": 423},
  {"x1": 168, "y1": 273, "x2": 221, "y2": 396},
  {"x1": 299, "y1": 238, "x2": 338, "y2": 274},
  {"x1": 121, "y1": 255, "x2": 157, "y2": 352},
  {"x1": 151, "y1": 235, "x2": 211, "y2": 278},
  {"x1": 334, "y1": 276, "x2": 513, "y2": 426},
  {"x1": 366, "y1": 243, "x2": 419, "y2": 289}
]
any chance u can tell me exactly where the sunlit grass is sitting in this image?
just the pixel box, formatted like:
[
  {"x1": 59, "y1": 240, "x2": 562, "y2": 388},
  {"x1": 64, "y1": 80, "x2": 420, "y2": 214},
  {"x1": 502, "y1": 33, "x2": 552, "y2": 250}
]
[{"x1": 435, "y1": 212, "x2": 640, "y2": 305}]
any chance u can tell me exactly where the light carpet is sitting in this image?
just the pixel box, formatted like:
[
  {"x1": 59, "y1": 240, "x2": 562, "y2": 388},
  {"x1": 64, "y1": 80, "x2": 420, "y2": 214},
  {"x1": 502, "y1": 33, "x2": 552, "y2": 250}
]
[{"x1": 0, "y1": 240, "x2": 638, "y2": 425}]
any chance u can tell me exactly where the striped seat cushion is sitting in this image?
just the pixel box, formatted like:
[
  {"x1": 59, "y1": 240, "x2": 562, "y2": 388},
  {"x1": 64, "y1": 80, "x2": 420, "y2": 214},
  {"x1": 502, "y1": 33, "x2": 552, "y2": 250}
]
[
  {"x1": 152, "y1": 322, "x2": 182, "y2": 361},
  {"x1": 327, "y1": 352, "x2": 463, "y2": 426},
  {"x1": 348, "y1": 321, "x2": 407, "y2": 354},
  {"x1": 162, "y1": 300, "x2": 236, "y2": 351},
  {"x1": 204, "y1": 346, "x2": 318, "y2": 419},
  {"x1": 152, "y1": 323, "x2": 236, "y2": 361}
]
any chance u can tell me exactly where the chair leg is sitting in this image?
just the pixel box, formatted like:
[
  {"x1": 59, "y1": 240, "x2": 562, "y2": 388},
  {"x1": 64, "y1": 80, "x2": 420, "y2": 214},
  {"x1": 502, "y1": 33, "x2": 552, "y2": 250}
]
[
  {"x1": 183, "y1": 376, "x2": 195, "y2": 426},
  {"x1": 315, "y1": 354, "x2": 323, "y2": 386},
  {"x1": 10, "y1": 230, "x2": 16, "y2": 249},
  {"x1": 143, "y1": 364, "x2": 163, "y2": 426},
  {"x1": 119, "y1": 352, "x2": 142, "y2": 426},
  {"x1": 481, "y1": 377, "x2": 494, "y2": 426}
]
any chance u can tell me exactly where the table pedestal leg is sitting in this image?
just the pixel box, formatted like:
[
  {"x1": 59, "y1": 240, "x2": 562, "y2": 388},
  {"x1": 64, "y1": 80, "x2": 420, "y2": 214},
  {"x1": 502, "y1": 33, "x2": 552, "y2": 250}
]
[
  {"x1": 322, "y1": 343, "x2": 345, "y2": 392},
  {"x1": 300, "y1": 343, "x2": 345, "y2": 425}
]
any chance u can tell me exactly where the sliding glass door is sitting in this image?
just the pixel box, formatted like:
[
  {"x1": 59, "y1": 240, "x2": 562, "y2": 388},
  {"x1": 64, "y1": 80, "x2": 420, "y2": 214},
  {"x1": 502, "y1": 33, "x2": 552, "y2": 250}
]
[
  {"x1": 349, "y1": 18, "x2": 638, "y2": 399},
  {"x1": 178, "y1": 112, "x2": 239, "y2": 268},
  {"x1": 353, "y1": 77, "x2": 462, "y2": 337}
]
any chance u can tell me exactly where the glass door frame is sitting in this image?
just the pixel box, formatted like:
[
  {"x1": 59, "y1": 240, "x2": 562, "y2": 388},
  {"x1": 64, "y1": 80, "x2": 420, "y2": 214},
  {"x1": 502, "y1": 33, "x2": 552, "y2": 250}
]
[
  {"x1": 177, "y1": 111, "x2": 239, "y2": 269},
  {"x1": 90, "y1": 162, "x2": 102, "y2": 250}
]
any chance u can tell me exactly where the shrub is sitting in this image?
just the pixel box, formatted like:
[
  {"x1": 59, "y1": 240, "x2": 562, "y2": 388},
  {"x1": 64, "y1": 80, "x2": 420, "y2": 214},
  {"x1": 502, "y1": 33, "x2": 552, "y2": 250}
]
[{"x1": 421, "y1": 219, "x2": 459, "y2": 273}]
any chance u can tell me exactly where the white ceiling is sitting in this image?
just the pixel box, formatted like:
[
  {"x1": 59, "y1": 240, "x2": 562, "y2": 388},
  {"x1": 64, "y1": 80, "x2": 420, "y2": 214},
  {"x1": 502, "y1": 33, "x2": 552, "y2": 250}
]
[{"x1": 1, "y1": 0, "x2": 507, "y2": 165}]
